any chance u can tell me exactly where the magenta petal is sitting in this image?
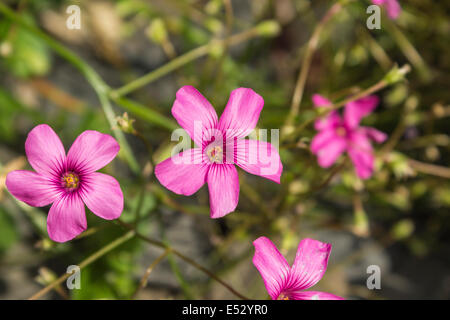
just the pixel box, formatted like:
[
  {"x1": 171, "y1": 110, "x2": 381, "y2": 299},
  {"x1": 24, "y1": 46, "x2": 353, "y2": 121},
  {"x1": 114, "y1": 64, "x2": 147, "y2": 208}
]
[
  {"x1": 67, "y1": 130, "x2": 120, "y2": 173},
  {"x1": 288, "y1": 238, "x2": 332, "y2": 291},
  {"x1": 47, "y1": 194, "x2": 87, "y2": 242},
  {"x1": 6, "y1": 170, "x2": 61, "y2": 207},
  {"x1": 252, "y1": 237, "x2": 290, "y2": 300},
  {"x1": 348, "y1": 147, "x2": 375, "y2": 179},
  {"x1": 235, "y1": 139, "x2": 282, "y2": 183},
  {"x1": 207, "y1": 164, "x2": 239, "y2": 218},
  {"x1": 290, "y1": 291, "x2": 344, "y2": 300},
  {"x1": 25, "y1": 124, "x2": 66, "y2": 178},
  {"x1": 344, "y1": 96, "x2": 379, "y2": 129},
  {"x1": 362, "y1": 127, "x2": 388, "y2": 144},
  {"x1": 155, "y1": 148, "x2": 208, "y2": 196},
  {"x1": 79, "y1": 172, "x2": 123, "y2": 220},
  {"x1": 312, "y1": 94, "x2": 332, "y2": 108},
  {"x1": 218, "y1": 88, "x2": 264, "y2": 139},
  {"x1": 373, "y1": 0, "x2": 401, "y2": 19},
  {"x1": 314, "y1": 111, "x2": 341, "y2": 131},
  {"x1": 313, "y1": 136, "x2": 347, "y2": 168},
  {"x1": 386, "y1": 0, "x2": 401, "y2": 19},
  {"x1": 172, "y1": 86, "x2": 218, "y2": 147},
  {"x1": 348, "y1": 131, "x2": 375, "y2": 179},
  {"x1": 311, "y1": 129, "x2": 338, "y2": 153}
]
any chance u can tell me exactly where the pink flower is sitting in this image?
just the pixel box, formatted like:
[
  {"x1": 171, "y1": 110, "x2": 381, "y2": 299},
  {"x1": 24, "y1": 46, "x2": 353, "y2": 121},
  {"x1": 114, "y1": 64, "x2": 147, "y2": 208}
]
[
  {"x1": 6, "y1": 124, "x2": 123, "y2": 243},
  {"x1": 372, "y1": 0, "x2": 401, "y2": 19},
  {"x1": 155, "y1": 86, "x2": 282, "y2": 218},
  {"x1": 253, "y1": 237, "x2": 343, "y2": 300},
  {"x1": 310, "y1": 94, "x2": 387, "y2": 179}
]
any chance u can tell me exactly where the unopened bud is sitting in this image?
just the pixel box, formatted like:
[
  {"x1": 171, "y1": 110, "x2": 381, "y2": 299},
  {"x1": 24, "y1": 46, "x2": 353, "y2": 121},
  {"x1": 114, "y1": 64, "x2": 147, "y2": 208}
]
[
  {"x1": 384, "y1": 64, "x2": 411, "y2": 85},
  {"x1": 391, "y1": 219, "x2": 414, "y2": 240},
  {"x1": 256, "y1": 20, "x2": 281, "y2": 37},
  {"x1": 115, "y1": 112, "x2": 136, "y2": 134},
  {"x1": 147, "y1": 18, "x2": 168, "y2": 44},
  {"x1": 205, "y1": 18, "x2": 223, "y2": 34}
]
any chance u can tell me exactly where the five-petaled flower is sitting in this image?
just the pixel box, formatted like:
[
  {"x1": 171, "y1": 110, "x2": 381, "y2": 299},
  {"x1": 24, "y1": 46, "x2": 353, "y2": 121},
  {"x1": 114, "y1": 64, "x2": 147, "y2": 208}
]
[
  {"x1": 6, "y1": 124, "x2": 123, "y2": 242},
  {"x1": 372, "y1": 0, "x2": 401, "y2": 19},
  {"x1": 311, "y1": 94, "x2": 387, "y2": 179},
  {"x1": 155, "y1": 86, "x2": 283, "y2": 218},
  {"x1": 253, "y1": 237, "x2": 343, "y2": 300}
]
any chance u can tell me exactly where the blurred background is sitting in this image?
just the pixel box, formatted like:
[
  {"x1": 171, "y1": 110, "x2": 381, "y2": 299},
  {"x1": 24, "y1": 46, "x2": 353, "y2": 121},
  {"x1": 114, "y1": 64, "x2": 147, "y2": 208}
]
[{"x1": 0, "y1": 0, "x2": 449, "y2": 300}]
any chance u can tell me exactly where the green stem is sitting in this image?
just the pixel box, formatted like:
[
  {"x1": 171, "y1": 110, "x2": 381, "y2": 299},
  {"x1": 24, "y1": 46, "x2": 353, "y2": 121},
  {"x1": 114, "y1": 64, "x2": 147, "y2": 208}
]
[
  {"x1": 0, "y1": 3, "x2": 140, "y2": 173},
  {"x1": 28, "y1": 230, "x2": 135, "y2": 300},
  {"x1": 283, "y1": 65, "x2": 411, "y2": 142},
  {"x1": 112, "y1": 96, "x2": 178, "y2": 131},
  {"x1": 110, "y1": 26, "x2": 261, "y2": 98},
  {"x1": 132, "y1": 248, "x2": 171, "y2": 299},
  {"x1": 283, "y1": 1, "x2": 347, "y2": 132},
  {"x1": 117, "y1": 220, "x2": 250, "y2": 300}
]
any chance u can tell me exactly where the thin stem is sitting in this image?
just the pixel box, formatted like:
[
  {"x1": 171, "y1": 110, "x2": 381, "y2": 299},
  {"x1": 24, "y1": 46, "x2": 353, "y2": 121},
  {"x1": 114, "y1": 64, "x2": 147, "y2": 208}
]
[
  {"x1": 117, "y1": 220, "x2": 250, "y2": 300},
  {"x1": 385, "y1": 19, "x2": 432, "y2": 82},
  {"x1": 0, "y1": 4, "x2": 140, "y2": 174},
  {"x1": 28, "y1": 230, "x2": 135, "y2": 300},
  {"x1": 283, "y1": 1, "x2": 345, "y2": 131},
  {"x1": 132, "y1": 248, "x2": 171, "y2": 299},
  {"x1": 408, "y1": 159, "x2": 450, "y2": 179},
  {"x1": 311, "y1": 160, "x2": 347, "y2": 192},
  {"x1": 380, "y1": 105, "x2": 408, "y2": 155},
  {"x1": 110, "y1": 26, "x2": 261, "y2": 98},
  {"x1": 283, "y1": 65, "x2": 411, "y2": 142}
]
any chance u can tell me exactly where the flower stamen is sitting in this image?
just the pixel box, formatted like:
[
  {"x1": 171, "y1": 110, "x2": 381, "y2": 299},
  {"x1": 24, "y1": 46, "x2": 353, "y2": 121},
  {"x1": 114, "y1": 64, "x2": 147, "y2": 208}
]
[
  {"x1": 206, "y1": 145, "x2": 223, "y2": 164},
  {"x1": 277, "y1": 293, "x2": 290, "y2": 300},
  {"x1": 62, "y1": 172, "x2": 80, "y2": 190}
]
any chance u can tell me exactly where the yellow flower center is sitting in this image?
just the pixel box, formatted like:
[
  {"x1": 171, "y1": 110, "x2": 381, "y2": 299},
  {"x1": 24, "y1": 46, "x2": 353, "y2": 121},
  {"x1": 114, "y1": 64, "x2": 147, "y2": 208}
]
[
  {"x1": 206, "y1": 145, "x2": 223, "y2": 164},
  {"x1": 62, "y1": 172, "x2": 80, "y2": 190},
  {"x1": 277, "y1": 293, "x2": 290, "y2": 300}
]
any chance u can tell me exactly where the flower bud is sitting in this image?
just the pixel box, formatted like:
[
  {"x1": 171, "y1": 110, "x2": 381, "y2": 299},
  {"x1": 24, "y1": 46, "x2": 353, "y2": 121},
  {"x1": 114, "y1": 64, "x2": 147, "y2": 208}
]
[{"x1": 256, "y1": 20, "x2": 281, "y2": 37}]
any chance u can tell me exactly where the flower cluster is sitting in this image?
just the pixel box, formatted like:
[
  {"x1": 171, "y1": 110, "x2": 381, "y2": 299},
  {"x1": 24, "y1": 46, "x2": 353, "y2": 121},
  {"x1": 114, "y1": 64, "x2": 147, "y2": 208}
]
[{"x1": 6, "y1": 82, "x2": 390, "y2": 299}]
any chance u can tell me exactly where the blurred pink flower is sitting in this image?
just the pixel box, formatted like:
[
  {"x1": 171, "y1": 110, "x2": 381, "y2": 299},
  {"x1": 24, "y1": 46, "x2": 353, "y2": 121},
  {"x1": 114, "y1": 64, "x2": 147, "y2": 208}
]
[
  {"x1": 6, "y1": 124, "x2": 123, "y2": 242},
  {"x1": 253, "y1": 237, "x2": 343, "y2": 300},
  {"x1": 155, "y1": 86, "x2": 282, "y2": 218},
  {"x1": 311, "y1": 94, "x2": 387, "y2": 179},
  {"x1": 372, "y1": 0, "x2": 401, "y2": 19}
]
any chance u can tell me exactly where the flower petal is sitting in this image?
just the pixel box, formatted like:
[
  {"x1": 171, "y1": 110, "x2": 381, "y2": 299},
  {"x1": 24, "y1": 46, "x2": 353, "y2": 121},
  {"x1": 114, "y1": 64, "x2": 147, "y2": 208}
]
[
  {"x1": 312, "y1": 94, "x2": 333, "y2": 108},
  {"x1": 79, "y1": 172, "x2": 123, "y2": 220},
  {"x1": 314, "y1": 111, "x2": 341, "y2": 131},
  {"x1": 362, "y1": 127, "x2": 388, "y2": 144},
  {"x1": 155, "y1": 148, "x2": 208, "y2": 196},
  {"x1": 66, "y1": 130, "x2": 120, "y2": 174},
  {"x1": 47, "y1": 194, "x2": 87, "y2": 243},
  {"x1": 25, "y1": 124, "x2": 66, "y2": 178},
  {"x1": 289, "y1": 291, "x2": 344, "y2": 300},
  {"x1": 172, "y1": 86, "x2": 218, "y2": 147},
  {"x1": 235, "y1": 139, "x2": 282, "y2": 183},
  {"x1": 312, "y1": 134, "x2": 347, "y2": 168},
  {"x1": 344, "y1": 95, "x2": 379, "y2": 129},
  {"x1": 288, "y1": 238, "x2": 332, "y2": 291},
  {"x1": 207, "y1": 164, "x2": 239, "y2": 218},
  {"x1": 6, "y1": 170, "x2": 61, "y2": 207},
  {"x1": 348, "y1": 147, "x2": 375, "y2": 179},
  {"x1": 385, "y1": 0, "x2": 401, "y2": 19},
  {"x1": 218, "y1": 88, "x2": 264, "y2": 139},
  {"x1": 252, "y1": 237, "x2": 290, "y2": 300},
  {"x1": 311, "y1": 129, "x2": 338, "y2": 153},
  {"x1": 348, "y1": 131, "x2": 375, "y2": 179}
]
